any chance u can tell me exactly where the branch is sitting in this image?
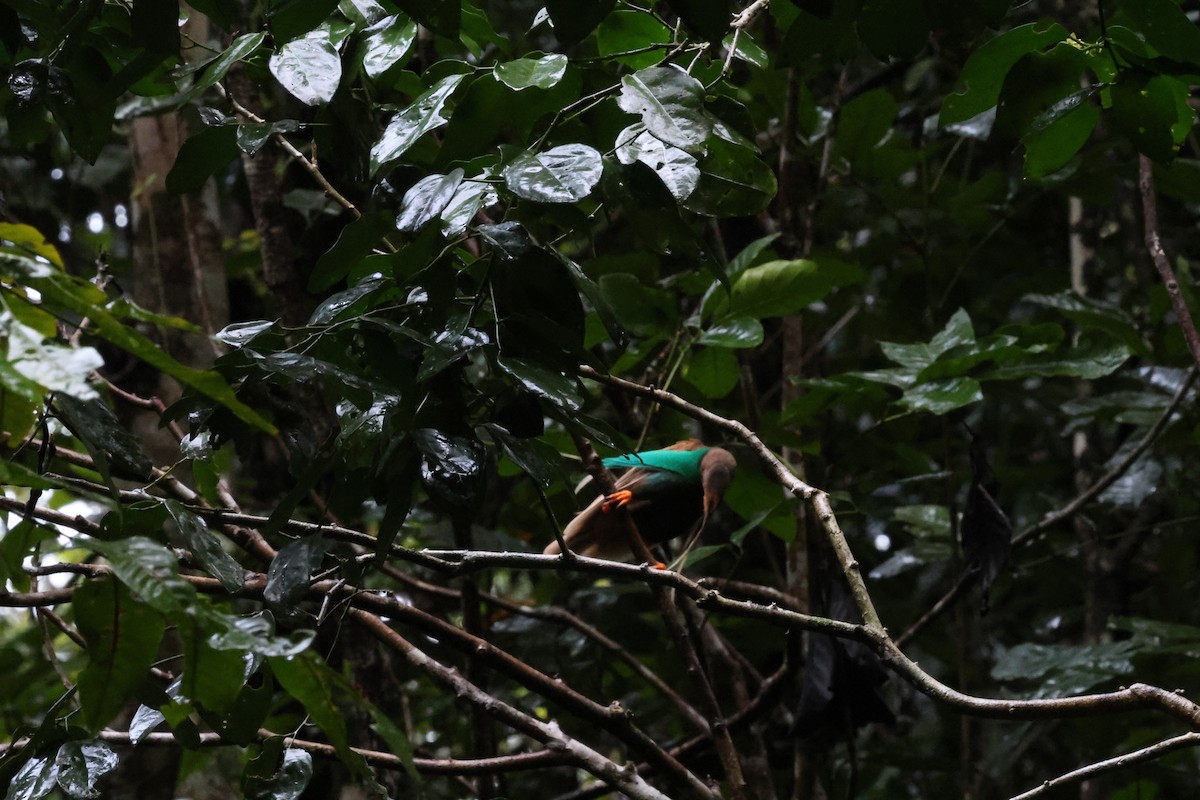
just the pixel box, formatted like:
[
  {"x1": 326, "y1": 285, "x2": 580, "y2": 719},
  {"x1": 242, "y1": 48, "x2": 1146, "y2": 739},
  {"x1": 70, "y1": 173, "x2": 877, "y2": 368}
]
[
  {"x1": 1008, "y1": 731, "x2": 1200, "y2": 800},
  {"x1": 350, "y1": 609, "x2": 674, "y2": 800},
  {"x1": 1140, "y1": 155, "x2": 1200, "y2": 370}
]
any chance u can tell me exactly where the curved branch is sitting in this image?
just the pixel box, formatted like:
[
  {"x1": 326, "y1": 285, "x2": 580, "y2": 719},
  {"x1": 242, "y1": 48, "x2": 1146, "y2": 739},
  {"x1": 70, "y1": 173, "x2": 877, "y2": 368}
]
[{"x1": 1008, "y1": 731, "x2": 1200, "y2": 800}]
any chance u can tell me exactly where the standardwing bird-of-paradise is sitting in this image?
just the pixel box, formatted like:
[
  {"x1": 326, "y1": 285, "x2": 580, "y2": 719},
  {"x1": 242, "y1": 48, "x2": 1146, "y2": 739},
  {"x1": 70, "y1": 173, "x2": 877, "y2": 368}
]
[{"x1": 546, "y1": 439, "x2": 736, "y2": 563}]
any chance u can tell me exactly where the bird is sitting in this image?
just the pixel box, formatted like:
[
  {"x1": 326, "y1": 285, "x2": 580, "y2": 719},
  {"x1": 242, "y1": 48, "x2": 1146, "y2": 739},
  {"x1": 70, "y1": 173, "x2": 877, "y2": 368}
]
[{"x1": 545, "y1": 439, "x2": 736, "y2": 563}]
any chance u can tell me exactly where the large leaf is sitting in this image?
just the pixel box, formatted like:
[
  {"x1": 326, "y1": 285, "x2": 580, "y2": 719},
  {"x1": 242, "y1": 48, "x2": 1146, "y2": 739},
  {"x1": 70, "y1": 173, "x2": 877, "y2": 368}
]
[
  {"x1": 361, "y1": 14, "x2": 417, "y2": 78},
  {"x1": 720, "y1": 258, "x2": 865, "y2": 319},
  {"x1": 84, "y1": 537, "x2": 197, "y2": 618},
  {"x1": 75, "y1": 578, "x2": 167, "y2": 731},
  {"x1": 614, "y1": 123, "x2": 700, "y2": 201},
  {"x1": 616, "y1": 66, "x2": 712, "y2": 153},
  {"x1": 503, "y1": 144, "x2": 603, "y2": 203},
  {"x1": 53, "y1": 742, "x2": 119, "y2": 799},
  {"x1": 494, "y1": 53, "x2": 568, "y2": 90},
  {"x1": 268, "y1": 654, "x2": 370, "y2": 777},
  {"x1": 370, "y1": 73, "x2": 467, "y2": 174},
  {"x1": 270, "y1": 29, "x2": 342, "y2": 106},
  {"x1": 396, "y1": 169, "x2": 464, "y2": 232},
  {"x1": 683, "y1": 138, "x2": 777, "y2": 217},
  {"x1": 940, "y1": 21, "x2": 1068, "y2": 126}
]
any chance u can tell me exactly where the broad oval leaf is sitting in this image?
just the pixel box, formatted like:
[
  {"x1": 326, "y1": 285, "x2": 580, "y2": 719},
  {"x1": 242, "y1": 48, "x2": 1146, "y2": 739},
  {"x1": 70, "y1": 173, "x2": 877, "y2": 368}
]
[
  {"x1": 413, "y1": 428, "x2": 488, "y2": 511},
  {"x1": 8, "y1": 754, "x2": 58, "y2": 799},
  {"x1": 615, "y1": 123, "x2": 699, "y2": 201},
  {"x1": 54, "y1": 741, "x2": 119, "y2": 799},
  {"x1": 270, "y1": 33, "x2": 342, "y2": 106},
  {"x1": 725, "y1": 258, "x2": 865, "y2": 319},
  {"x1": 616, "y1": 66, "x2": 712, "y2": 153},
  {"x1": 396, "y1": 169, "x2": 465, "y2": 232},
  {"x1": 362, "y1": 15, "x2": 417, "y2": 78},
  {"x1": 683, "y1": 138, "x2": 777, "y2": 217},
  {"x1": 494, "y1": 53, "x2": 568, "y2": 90},
  {"x1": 264, "y1": 536, "x2": 328, "y2": 609},
  {"x1": 440, "y1": 177, "x2": 499, "y2": 235},
  {"x1": 370, "y1": 73, "x2": 467, "y2": 174},
  {"x1": 502, "y1": 144, "x2": 603, "y2": 203}
]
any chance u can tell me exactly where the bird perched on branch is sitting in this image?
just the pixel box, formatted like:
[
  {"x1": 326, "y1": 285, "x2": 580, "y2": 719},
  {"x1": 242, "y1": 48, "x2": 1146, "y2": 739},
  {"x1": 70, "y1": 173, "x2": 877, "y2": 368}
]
[{"x1": 545, "y1": 439, "x2": 736, "y2": 563}]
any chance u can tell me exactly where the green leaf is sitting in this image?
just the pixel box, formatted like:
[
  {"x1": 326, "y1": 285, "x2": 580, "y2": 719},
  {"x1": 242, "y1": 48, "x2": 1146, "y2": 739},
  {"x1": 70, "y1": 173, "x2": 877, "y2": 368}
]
[
  {"x1": 698, "y1": 316, "x2": 764, "y2": 348},
  {"x1": 722, "y1": 258, "x2": 864, "y2": 319},
  {"x1": 496, "y1": 358, "x2": 584, "y2": 411},
  {"x1": 269, "y1": 654, "x2": 370, "y2": 776},
  {"x1": 32, "y1": 274, "x2": 275, "y2": 432},
  {"x1": 503, "y1": 144, "x2": 603, "y2": 203},
  {"x1": 686, "y1": 347, "x2": 739, "y2": 398},
  {"x1": 596, "y1": 10, "x2": 672, "y2": 69},
  {"x1": 983, "y1": 334, "x2": 1131, "y2": 380},
  {"x1": 84, "y1": 537, "x2": 197, "y2": 618},
  {"x1": 270, "y1": 29, "x2": 343, "y2": 106},
  {"x1": 1120, "y1": 0, "x2": 1200, "y2": 66},
  {"x1": 544, "y1": 0, "x2": 616, "y2": 44},
  {"x1": 940, "y1": 21, "x2": 1068, "y2": 126},
  {"x1": 617, "y1": 66, "x2": 712, "y2": 153},
  {"x1": 236, "y1": 120, "x2": 300, "y2": 155},
  {"x1": 683, "y1": 138, "x2": 777, "y2": 217},
  {"x1": 1109, "y1": 71, "x2": 1194, "y2": 163},
  {"x1": 54, "y1": 395, "x2": 154, "y2": 486},
  {"x1": 53, "y1": 741, "x2": 118, "y2": 798},
  {"x1": 257, "y1": 749, "x2": 313, "y2": 800},
  {"x1": 370, "y1": 73, "x2": 468, "y2": 174},
  {"x1": 4, "y1": 320, "x2": 103, "y2": 400},
  {"x1": 75, "y1": 578, "x2": 167, "y2": 731},
  {"x1": 165, "y1": 124, "x2": 238, "y2": 195},
  {"x1": 180, "y1": 33, "x2": 267, "y2": 104},
  {"x1": 0, "y1": 521, "x2": 56, "y2": 593},
  {"x1": 264, "y1": 536, "x2": 328, "y2": 608},
  {"x1": 614, "y1": 123, "x2": 700, "y2": 201},
  {"x1": 495, "y1": 53, "x2": 568, "y2": 90},
  {"x1": 6, "y1": 754, "x2": 58, "y2": 800},
  {"x1": 671, "y1": 0, "x2": 732, "y2": 42},
  {"x1": 165, "y1": 501, "x2": 244, "y2": 593},
  {"x1": 0, "y1": 222, "x2": 65, "y2": 268},
  {"x1": 209, "y1": 612, "x2": 316, "y2": 658},
  {"x1": 880, "y1": 308, "x2": 976, "y2": 369},
  {"x1": 833, "y1": 88, "x2": 897, "y2": 166},
  {"x1": 396, "y1": 169, "x2": 464, "y2": 232},
  {"x1": 308, "y1": 211, "x2": 396, "y2": 292},
  {"x1": 992, "y1": 641, "x2": 1138, "y2": 698},
  {"x1": 1022, "y1": 89, "x2": 1099, "y2": 178},
  {"x1": 440, "y1": 176, "x2": 499, "y2": 236},
  {"x1": 1024, "y1": 291, "x2": 1149, "y2": 356},
  {"x1": 899, "y1": 376, "x2": 983, "y2": 414},
  {"x1": 361, "y1": 15, "x2": 417, "y2": 78}
]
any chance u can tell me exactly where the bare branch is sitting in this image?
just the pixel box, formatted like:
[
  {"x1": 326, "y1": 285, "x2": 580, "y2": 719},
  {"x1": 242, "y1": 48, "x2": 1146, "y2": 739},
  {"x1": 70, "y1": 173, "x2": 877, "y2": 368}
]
[
  {"x1": 1008, "y1": 731, "x2": 1200, "y2": 800},
  {"x1": 1140, "y1": 155, "x2": 1200, "y2": 369}
]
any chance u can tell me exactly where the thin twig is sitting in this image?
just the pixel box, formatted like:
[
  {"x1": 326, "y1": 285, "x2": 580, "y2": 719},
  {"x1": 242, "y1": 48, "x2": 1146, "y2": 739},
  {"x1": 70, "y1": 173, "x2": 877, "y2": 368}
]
[{"x1": 1140, "y1": 155, "x2": 1200, "y2": 370}]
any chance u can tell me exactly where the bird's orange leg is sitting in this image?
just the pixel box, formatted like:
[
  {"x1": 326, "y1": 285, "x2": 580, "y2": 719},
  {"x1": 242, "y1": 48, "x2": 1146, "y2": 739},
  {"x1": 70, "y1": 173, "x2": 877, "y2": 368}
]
[{"x1": 601, "y1": 489, "x2": 634, "y2": 512}]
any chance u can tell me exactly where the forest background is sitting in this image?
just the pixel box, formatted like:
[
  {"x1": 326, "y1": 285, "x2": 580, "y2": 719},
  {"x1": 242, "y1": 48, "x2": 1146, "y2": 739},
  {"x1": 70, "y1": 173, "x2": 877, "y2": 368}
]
[{"x1": 2, "y1": 0, "x2": 1200, "y2": 798}]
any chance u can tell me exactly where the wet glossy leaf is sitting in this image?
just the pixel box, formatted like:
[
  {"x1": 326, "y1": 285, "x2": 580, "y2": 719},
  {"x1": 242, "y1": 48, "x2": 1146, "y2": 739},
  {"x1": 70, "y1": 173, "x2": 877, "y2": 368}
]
[
  {"x1": 497, "y1": 358, "x2": 584, "y2": 411},
  {"x1": 984, "y1": 334, "x2": 1131, "y2": 380},
  {"x1": 236, "y1": 119, "x2": 300, "y2": 155},
  {"x1": 495, "y1": 53, "x2": 567, "y2": 90},
  {"x1": 503, "y1": 144, "x2": 603, "y2": 203},
  {"x1": 899, "y1": 377, "x2": 983, "y2": 414},
  {"x1": 75, "y1": 578, "x2": 167, "y2": 731},
  {"x1": 0, "y1": 222, "x2": 64, "y2": 268},
  {"x1": 84, "y1": 537, "x2": 197, "y2": 618},
  {"x1": 55, "y1": 394, "x2": 153, "y2": 486},
  {"x1": 215, "y1": 320, "x2": 275, "y2": 348},
  {"x1": 257, "y1": 749, "x2": 312, "y2": 800},
  {"x1": 165, "y1": 501, "x2": 244, "y2": 593},
  {"x1": 370, "y1": 73, "x2": 467, "y2": 174},
  {"x1": 209, "y1": 611, "x2": 315, "y2": 657},
  {"x1": 6, "y1": 322, "x2": 103, "y2": 399},
  {"x1": 396, "y1": 169, "x2": 464, "y2": 232},
  {"x1": 478, "y1": 221, "x2": 531, "y2": 258},
  {"x1": 1121, "y1": 0, "x2": 1200, "y2": 66},
  {"x1": 489, "y1": 425, "x2": 567, "y2": 488},
  {"x1": 1023, "y1": 95, "x2": 1098, "y2": 177},
  {"x1": 181, "y1": 33, "x2": 267, "y2": 103},
  {"x1": 54, "y1": 741, "x2": 118, "y2": 798},
  {"x1": 362, "y1": 15, "x2": 417, "y2": 78},
  {"x1": 615, "y1": 124, "x2": 700, "y2": 201},
  {"x1": 309, "y1": 273, "x2": 389, "y2": 325},
  {"x1": 6, "y1": 755, "x2": 57, "y2": 800},
  {"x1": 440, "y1": 177, "x2": 498, "y2": 235},
  {"x1": 617, "y1": 66, "x2": 711, "y2": 153},
  {"x1": 698, "y1": 316, "x2": 763, "y2": 348},
  {"x1": 264, "y1": 536, "x2": 328, "y2": 608},
  {"x1": 413, "y1": 428, "x2": 487, "y2": 510},
  {"x1": 270, "y1": 31, "x2": 342, "y2": 106},
  {"x1": 992, "y1": 641, "x2": 1138, "y2": 698},
  {"x1": 881, "y1": 309, "x2": 976, "y2": 369}
]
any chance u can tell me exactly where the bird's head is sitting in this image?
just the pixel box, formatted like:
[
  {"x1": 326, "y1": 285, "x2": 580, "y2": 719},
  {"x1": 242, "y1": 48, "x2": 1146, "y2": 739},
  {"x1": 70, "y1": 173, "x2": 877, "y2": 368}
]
[{"x1": 700, "y1": 447, "x2": 737, "y2": 519}]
